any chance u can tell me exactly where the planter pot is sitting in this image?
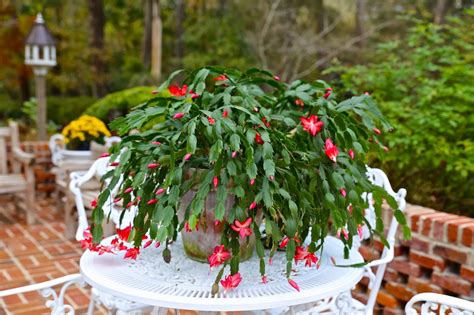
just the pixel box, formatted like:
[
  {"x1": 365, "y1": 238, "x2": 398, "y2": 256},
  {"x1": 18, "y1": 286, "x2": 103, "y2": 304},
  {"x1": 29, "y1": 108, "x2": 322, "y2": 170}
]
[
  {"x1": 61, "y1": 149, "x2": 92, "y2": 161},
  {"x1": 66, "y1": 141, "x2": 91, "y2": 151},
  {"x1": 179, "y1": 189, "x2": 258, "y2": 263}
]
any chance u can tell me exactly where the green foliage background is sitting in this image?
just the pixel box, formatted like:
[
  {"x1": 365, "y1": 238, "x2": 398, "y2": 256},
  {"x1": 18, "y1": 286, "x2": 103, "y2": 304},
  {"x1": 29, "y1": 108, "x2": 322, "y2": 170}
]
[{"x1": 333, "y1": 12, "x2": 474, "y2": 214}]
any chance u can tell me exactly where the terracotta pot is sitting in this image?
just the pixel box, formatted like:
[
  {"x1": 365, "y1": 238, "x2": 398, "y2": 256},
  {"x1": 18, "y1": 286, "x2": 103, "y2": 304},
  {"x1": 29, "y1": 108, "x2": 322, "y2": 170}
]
[{"x1": 179, "y1": 189, "x2": 257, "y2": 263}]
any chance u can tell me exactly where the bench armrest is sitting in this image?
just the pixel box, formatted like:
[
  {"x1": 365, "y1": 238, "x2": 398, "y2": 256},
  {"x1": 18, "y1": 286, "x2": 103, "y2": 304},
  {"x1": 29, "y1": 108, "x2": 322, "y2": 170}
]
[{"x1": 12, "y1": 147, "x2": 35, "y2": 165}]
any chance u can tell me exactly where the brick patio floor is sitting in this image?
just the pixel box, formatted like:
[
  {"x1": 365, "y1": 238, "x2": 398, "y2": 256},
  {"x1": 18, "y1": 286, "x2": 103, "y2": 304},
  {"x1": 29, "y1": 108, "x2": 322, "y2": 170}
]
[{"x1": 0, "y1": 195, "x2": 108, "y2": 315}]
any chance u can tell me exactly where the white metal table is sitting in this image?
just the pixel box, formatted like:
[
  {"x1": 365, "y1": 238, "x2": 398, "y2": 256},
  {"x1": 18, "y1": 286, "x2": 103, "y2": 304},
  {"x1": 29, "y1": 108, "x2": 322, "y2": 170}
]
[{"x1": 80, "y1": 236, "x2": 364, "y2": 312}]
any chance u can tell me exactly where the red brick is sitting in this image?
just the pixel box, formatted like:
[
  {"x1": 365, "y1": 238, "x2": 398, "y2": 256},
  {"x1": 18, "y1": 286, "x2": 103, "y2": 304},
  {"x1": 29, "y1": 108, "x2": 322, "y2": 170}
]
[
  {"x1": 461, "y1": 225, "x2": 474, "y2": 247},
  {"x1": 407, "y1": 276, "x2": 443, "y2": 294},
  {"x1": 389, "y1": 257, "x2": 422, "y2": 277},
  {"x1": 421, "y1": 213, "x2": 451, "y2": 237},
  {"x1": 2, "y1": 294, "x2": 22, "y2": 306},
  {"x1": 383, "y1": 268, "x2": 400, "y2": 282},
  {"x1": 376, "y1": 289, "x2": 400, "y2": 308},
  {"x1": 431, "y1": 271, "x2": 471, "y2": 295},
  {"x1": 409, "y1": 250, "x2": 445, "y2": 271},
  {"x1": 447, "y1": 218, "x2": 474, "y2": 243},
  {"x1": 433, "y1": 245, "x2": 469, "y2": 264},
  {"x1": 433, "y1": 215, "x2": 462, "y2": 241},
  {"x1": 359, "y1": 246, "x2": 381, "y2": 261},
  {"x1": 352, "y1": 290, "x2": 368, "y2": 304},
  {"x1": 385, "y1": 281, "x2": 416, "y2": 302},
  {"x1": 461, "y1": 265, "x2": 474, "y2": 283},
  {"x1": 410, "y1": 209, "x2": 436, "y2": 233},
  {"x1": 383, "y1": 308, "x2": 404, "y2": 315},
  {"x1": 408, "y1": 236, "x2": 430, "y2": 252}
]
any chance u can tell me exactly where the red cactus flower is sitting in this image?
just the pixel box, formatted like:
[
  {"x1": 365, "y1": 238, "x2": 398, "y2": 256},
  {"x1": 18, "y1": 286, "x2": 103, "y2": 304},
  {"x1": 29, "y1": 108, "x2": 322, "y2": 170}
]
[
  {"x1": 169, "y1": 84, "x2": 197, "y2": 98},
  {"x1": 222, "y1": 110, "x2": 229, "y2": 118},
  {"x1": 155, "y1": 188, "x2": 165, "y2": 195},
  {"x1": 99, "y1": 153, "x2": 110, "y2": 158},
  {"x1": 90, "y1": 199, "x2": 98, "y2": 208},
  {"x1": 231, "y1": 151, "x2": 237, "y2": 158},
  {"x1": 324, "y1": 139, "x2": 339, "y2": 163},
  {"x1": 294, "y1": 246, "x2": 319, "y2": 267},
  {"x1": 124, "y1": 247, "x2": 140, "y2": 260},
  {"x1": 151, "y1": 141, "x2": 161, "y2": 145},
  {"x1": 208, "y1": 117, "x2": 216, "y2": 125},
  {"x1": 221, "y1": 272, "x2": 242, "y2": 291},
  {"x1": 300, "y1": 115, "x2": 324, "y2": 136},
  {"x1": 249, "y1": 201, "x2": 257, "y2": 210},
  {"x1": 250, "y1": 178, "x2": 255, "y2": 185},
  {"x1": 373, "y1": 128, "x2": 381, "y2": 135},
  {"x1": 340, "y1": 188, "x2": 347, "y2": 198},
  {"x1": 255, "y1": 133, "x2": 264, "y2": 145},
  {"x1": 110, "y1": 162, "x2": 119, "y2": 167},
  {"x1": 184, "y1": 153, "x2": 192, "y2": 161},
  {"x1": 124, "y1": 187, "x2": 133, "y2": 194},
  {"x1": 173, "y1": 112, "x2": 185, "y2": 119},
  {"x1": 213, "y1": 176, "x2": 219, "y2": 188},
  {"x1": 208, "y1": 245, "x2": 231, "y2": 268},
  {"x1": 184, "y1": 221, "x2": 199, "y2": 232},
  {"x1": 295, "y1": 99, "x2": 304, "y2": 106},
  {"x1": 274, "y1": 75, "x2": 281, "y2": 81},
  {"x1": 147, "y1": 163, "x2": 159, "y2": 169},
  {"x1": 214, "y1": 74, "x2": 228, "y2": 81},
  {"x1": 358, "y1": 224, "x2": 364, "y2": 239},
  {"x1": 117, "y1": 225, "x2": 132, "y2": 241},
  {"x1": 147, "y1": 198, "x2": 158, "y2": 205},
  {"x1": 348, "y1": 149, "x2": 355, "y2": 160},
  {"x1": 231, "y1": 218, "x2": 253, "y2": 239},
  {"x1": 288, "y1": 278, "x2": 300, "y2": 291}
]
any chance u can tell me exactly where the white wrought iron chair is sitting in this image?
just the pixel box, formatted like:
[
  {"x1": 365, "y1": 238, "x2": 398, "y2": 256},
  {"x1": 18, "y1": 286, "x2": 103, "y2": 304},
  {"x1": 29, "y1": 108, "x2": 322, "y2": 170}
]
[
  {"x1": 0, "y1": 274, "x2": 85, "y2": 315},
  {"x1": 69, "y1": 156, "x2": 153, "y2": 314},
  {"x1": 49, "y1": 134, "x2": 122, "y2": 237},
  {"x1": 293, "y1": 166, "x2": 407, "y2": 315},
  {"x1": 405, "y1": 293, "x2": 474, "y2": 315}
]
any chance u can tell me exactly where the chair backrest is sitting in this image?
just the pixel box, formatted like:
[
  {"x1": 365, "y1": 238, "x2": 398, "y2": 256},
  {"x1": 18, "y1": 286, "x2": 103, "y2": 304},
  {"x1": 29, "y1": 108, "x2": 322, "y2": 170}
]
[
  {"x1": 0, "y1": 273, "x2": 84, "y2": 315},
  {"x1": 405, "y1": 292, "x2": 474, "y2": 315},
  {"x1": 0, "y1": 122, "x2": 21, "y2": 175},
  {"x1": 69, "y1": 156, "x2": 113, "y2": 241},
  {"x1": 362, "y1": 166, "x2": 407, "y2": 313},
  {"x1": 49, "y1": 134, "x2": 121, "y2": 166},
  {"x1": 48, "y1": 134, "x2": 65, "y2": 166}
]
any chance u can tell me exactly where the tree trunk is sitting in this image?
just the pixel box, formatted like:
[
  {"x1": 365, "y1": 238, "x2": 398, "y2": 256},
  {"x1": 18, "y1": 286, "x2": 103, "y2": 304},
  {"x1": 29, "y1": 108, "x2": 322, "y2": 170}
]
[
  {"x1": 315, "y1": 0, "x2": 324, "y2": 35},
  {"x1": 355, "y1": 0, "x2": 367, "y2": 47},
  {"x1": 175, "y1": 0, "x2": 185, "y2": 68},
  {"x1": 434, "y1": 0, "x2": 448, "y2": 24},
  {"x1": 88, "y1": 0, "x2": 107, "y2": 97},
  {"x1": 142, "y1": 0, "x2": 152, "y2": 69},
  {"x1": 151, "y1": 0, "x2": 162, "y2": 81}
]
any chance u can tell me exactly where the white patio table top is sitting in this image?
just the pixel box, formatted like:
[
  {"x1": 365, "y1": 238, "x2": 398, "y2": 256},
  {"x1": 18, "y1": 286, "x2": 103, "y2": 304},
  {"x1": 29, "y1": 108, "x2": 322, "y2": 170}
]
[{"x1": 80, "y1": 235, "x2": 364, "y2": 312}]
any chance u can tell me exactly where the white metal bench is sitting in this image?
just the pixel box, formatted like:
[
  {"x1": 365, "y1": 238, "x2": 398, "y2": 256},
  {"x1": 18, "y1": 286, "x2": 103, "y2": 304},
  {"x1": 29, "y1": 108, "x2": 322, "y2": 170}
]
[{"x1": 406, "y1": 292, "x2": 474, "y2": 315}]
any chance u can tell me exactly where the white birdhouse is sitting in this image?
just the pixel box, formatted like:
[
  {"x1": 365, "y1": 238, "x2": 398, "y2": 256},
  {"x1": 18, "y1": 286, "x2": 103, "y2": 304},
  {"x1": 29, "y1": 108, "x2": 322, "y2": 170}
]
[{"x1": 24, "y1": 13, "x2": 56, "y2": 76}]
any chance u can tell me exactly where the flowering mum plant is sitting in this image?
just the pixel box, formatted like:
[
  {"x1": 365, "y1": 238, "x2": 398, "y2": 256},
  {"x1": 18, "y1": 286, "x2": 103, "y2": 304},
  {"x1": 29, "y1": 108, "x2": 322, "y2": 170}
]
[
  {"x1": 62, "y1": 115, "x2": 111, "y2": 150},
  {"x1": 91, "y1": 67, "x2": 410, "y2": 293}
]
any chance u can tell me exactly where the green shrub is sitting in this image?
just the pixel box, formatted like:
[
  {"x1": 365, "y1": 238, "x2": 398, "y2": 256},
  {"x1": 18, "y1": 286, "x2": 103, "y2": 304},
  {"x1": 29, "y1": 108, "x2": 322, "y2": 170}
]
[
  {"x1": 333, "y1": 11, "x2": 474, "y2": 215},
  {"x1": 48, "y1": 96, "x2": 96, "y2": 127},
  {"x1": 84, "y1": 87, "x2": 155, "y2": 123},
  {"x1": 0, "y1": 94, "x2": 95, "y2": 127},
  {"x1": 0, "y1": 94, "x2": 22, "y2": 121}
]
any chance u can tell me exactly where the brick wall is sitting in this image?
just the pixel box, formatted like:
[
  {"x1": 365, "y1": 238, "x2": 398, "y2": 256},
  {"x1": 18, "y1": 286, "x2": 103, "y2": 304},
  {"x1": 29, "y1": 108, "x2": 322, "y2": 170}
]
[
  {"x1": 10, "y1": 141, "x2": 55, "y2": 194},
  {"x1": 353, "y1": 204, "x2": 474, "y2": 314}
]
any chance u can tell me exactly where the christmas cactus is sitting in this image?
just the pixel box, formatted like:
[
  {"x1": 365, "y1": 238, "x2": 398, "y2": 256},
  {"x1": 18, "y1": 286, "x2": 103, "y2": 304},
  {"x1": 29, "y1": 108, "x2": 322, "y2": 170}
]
[{"x1": 90, "y1": 67, "x2": 410, "y2": 293}]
